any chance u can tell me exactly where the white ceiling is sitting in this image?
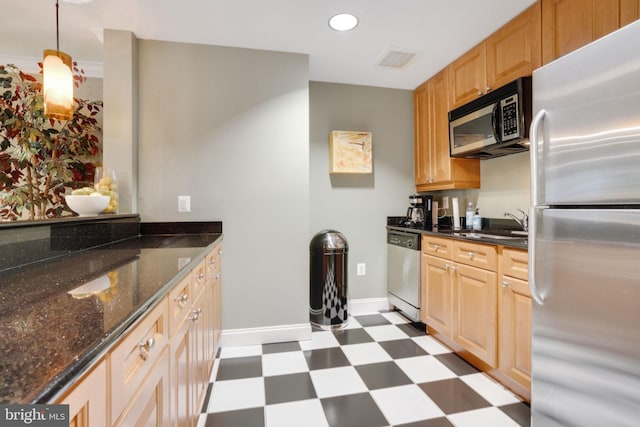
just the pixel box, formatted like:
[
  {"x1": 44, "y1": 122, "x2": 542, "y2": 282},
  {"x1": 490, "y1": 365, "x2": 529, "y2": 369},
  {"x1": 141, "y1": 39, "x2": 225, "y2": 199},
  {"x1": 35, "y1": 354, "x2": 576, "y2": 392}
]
[{"x1": 0, "y1": 0, "x2": 537, "y2": 90}]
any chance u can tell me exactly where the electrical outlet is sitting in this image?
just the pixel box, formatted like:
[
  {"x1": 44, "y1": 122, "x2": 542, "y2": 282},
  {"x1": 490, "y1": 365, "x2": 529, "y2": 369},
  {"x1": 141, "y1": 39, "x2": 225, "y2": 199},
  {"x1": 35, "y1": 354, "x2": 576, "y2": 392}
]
[
  {"x1": 357, "y1": 263, "x2": 366, "y2": 276},
  {"x1": 178, "y1": 195, "x2": 191, "y2": 212},
  {"x1": 442, "y1": 196, "x2": 449, "y2": 209}
]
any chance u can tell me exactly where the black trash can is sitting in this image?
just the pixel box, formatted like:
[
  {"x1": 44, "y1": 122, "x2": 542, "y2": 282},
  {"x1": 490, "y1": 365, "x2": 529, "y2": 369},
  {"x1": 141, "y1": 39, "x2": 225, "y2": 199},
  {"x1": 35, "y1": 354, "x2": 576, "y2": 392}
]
[{"x1": 309, "y1": 230, "x2": 349, "y2": 329}]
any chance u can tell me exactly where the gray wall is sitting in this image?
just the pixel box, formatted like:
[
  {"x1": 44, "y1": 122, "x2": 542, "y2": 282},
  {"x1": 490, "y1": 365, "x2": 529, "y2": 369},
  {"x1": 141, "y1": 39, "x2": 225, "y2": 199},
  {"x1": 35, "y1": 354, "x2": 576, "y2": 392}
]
[
  {"x1": 309, "y1": 82, "x2": 415, "y2": 300},
  {"x1": 132, "y1": 40, "x2": 310, "y2": 330}
]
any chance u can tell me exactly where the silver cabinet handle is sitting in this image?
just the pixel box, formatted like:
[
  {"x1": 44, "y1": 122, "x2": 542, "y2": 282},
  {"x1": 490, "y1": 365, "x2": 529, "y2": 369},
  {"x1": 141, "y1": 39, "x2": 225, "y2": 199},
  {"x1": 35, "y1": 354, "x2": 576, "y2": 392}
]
[
  {"x1": 477, "y1": 90, "x2": 483, "y2": 96},
  {"x1": 197, "y1": 272, "x2": 204, "y2": 280},
  {"x1": 433, "y1": 244, "x2": 440, "y2": 251},
  {"x1": 174, "y1": 293, "x2": 188, "y2": 305},
  {"x1": 189, "y1": 308, "x2": 202, "y2": 323},
  {"x1": 208, "y1": 258, "x2": 215, "y2": 266},
  {"x1": 449, "y1": 265, "x2": 457, "y2": 272},
  {"x1": 468, "y1": 252, "x2": 474, "y2": 259},
  {"x1": 501, "y1": 281, "x2": 509, "y2": 288},
  {"x1": 486, "y1": 86, "x2": 491, "y2": 92},
  {"x1": 138, "y1": 337, "x2": 155, "y2": 361}
]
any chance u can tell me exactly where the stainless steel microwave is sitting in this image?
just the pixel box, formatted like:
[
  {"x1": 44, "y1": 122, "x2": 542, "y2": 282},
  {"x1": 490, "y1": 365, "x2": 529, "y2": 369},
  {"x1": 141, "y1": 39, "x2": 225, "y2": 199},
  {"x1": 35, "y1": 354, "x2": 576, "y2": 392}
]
[{"x1": 448, "y1": 77, "x2": 531, "y2": 159}]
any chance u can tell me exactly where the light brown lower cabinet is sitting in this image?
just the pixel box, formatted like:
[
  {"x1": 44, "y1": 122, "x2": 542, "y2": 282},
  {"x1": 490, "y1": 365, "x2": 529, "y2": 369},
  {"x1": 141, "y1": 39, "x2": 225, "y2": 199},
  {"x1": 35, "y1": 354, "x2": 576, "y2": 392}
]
[
  {"x1": 496, "y1": 247, "x2": 531, "y2": 401},
  {"x1": 58, "y1": 360, "x2": 108, "y2": 427},
  {"x1": 421, "y1": 236, "x2": 531, "y2": 400},
  {"x1": 422, "y1": 236, "x2": 498, "y2": 369},
  {"x1": 55, "y1": 243, "x2": 222, "y2": 426}
]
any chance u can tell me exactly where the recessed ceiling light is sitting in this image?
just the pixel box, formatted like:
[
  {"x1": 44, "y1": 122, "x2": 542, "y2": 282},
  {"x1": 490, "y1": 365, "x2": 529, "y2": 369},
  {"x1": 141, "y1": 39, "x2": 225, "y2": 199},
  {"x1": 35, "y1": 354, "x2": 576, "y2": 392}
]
[{"x1": 328, "y1": 13, "x2": 359, "y2": 32}]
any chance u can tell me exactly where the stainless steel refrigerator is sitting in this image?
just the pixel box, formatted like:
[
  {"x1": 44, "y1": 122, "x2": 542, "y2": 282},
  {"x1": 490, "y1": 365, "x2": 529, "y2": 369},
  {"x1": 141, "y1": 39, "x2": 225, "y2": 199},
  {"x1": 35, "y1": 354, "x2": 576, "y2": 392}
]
[{"x1": 529, "y1": 20, "x2": 640, "y2": 426}]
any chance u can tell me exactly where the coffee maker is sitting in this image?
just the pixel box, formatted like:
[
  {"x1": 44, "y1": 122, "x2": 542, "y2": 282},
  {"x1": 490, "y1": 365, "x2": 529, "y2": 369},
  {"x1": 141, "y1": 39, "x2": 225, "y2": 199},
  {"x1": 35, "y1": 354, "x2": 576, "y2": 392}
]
[{"x1": 405, "y1": 194, "x2": 433, "y2": 228}]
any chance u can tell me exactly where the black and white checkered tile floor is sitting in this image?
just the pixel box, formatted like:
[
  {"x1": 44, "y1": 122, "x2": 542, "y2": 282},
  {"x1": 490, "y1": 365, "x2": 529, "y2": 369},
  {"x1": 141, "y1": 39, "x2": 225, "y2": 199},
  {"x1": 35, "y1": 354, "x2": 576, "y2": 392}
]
[{"x1": 197, "y1": 311, "x2": 530, "y2": 427}]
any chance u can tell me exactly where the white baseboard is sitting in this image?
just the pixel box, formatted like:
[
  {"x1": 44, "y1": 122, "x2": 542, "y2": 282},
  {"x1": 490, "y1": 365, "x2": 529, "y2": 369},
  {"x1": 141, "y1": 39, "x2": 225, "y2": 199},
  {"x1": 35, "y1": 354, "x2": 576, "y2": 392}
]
[
  {"x1": 219, "y1": 297, "x2": 390, "y2": 347},
  {"x1": 349, "y1": 297, "x2": 391, "y2": 315},
  {"x1": 220, "y1": 323, "x2": 312, "y2": 347}
]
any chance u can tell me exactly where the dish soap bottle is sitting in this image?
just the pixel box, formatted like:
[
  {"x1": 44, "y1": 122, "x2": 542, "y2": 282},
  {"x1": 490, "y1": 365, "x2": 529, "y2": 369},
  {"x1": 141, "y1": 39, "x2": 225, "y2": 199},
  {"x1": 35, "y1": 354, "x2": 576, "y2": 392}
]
[
  {"x1": 465, "y1": 202, "x2": 474, "y2": 229},
  {"x1": 472, "y1": 209, "x2": 482, "y2": 230}
]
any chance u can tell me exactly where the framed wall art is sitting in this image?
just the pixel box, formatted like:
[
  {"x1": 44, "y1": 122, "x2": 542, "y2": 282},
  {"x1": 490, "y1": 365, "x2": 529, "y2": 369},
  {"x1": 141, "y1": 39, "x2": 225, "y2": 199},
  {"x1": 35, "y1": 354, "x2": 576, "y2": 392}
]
[{"x1": 329, "y1": 130, "x2": 373, "y2": 174}]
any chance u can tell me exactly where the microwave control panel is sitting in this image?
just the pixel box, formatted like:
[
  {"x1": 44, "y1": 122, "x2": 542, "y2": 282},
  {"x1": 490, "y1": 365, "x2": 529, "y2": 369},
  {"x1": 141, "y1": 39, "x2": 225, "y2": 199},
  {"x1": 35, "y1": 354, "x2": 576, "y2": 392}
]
[{"x1": 500, "y1": 94, "x2": 520, "y2": 141}]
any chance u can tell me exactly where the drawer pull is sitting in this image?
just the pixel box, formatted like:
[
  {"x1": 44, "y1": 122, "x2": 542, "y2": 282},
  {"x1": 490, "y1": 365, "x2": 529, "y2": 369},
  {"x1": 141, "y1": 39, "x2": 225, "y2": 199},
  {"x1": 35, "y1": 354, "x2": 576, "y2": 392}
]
[
  {"x1": 501, "y1": 281, "x2": 509, "y2": 288},
  {"x1": 433, "y1": 244, "x2": 439, "y2": 251},
  {"x1": 174, "y1": 294, "x2": 189, "y2": 305},
  {"x1": 208, "y1": 258, "x2": 216, "y2": 266},
  {"x1": 138, "y1": 338, "x2": 156, "y2": 361},
  {"x1": 197, "y1": 272, "x2": 205, "y2": 281},
  {"x1": 468, "y1": 252, "x2": 475, "y2": 259},
  {"x1": 449, "y1": 266, "x2": 457, "y2": 272},
  {"x1": 189, "y1": 308, "x2": 202, "y2": 323}
]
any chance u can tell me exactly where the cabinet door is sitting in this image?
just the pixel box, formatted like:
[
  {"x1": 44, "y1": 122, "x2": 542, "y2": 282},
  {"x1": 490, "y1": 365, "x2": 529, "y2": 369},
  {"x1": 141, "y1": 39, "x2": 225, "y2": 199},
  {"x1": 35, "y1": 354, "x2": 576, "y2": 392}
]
[
  {"x1": 542, "y1": 0, "x2": 620, "y2": 64},
  {"x1": 413, "y1": 83, "x2": 432, "y2": 186},
  {"x1": 190, "y1": 290, "x2": 208, "y2": 418},
  {"x1": 448, "y1": 43, "x2": 486, "y2": 109},
  {"x1": 113, "y1": 348, "x2": 170, "y2": 427},
  {"x1": 452, "y1": 263, "x2": 498, "y2": 367},
  {"x1": 422, "y1": 255, "x2": 453, "y2": 336},
  {"x1": 498, "y1": 275, "x2": 532, "y2": 392},
  {"x1": 430, "y1": 69, "x2": 453, "y2": 183},
  {"x1": 486, "y1": 2, "x2": 541, "y2": 89},
  {"x1": 170, "y1": 318, "x2": 191, "y2": 427},
  {"x1": 620, "y1": 0, "x2": 640, "y2": 26},
  {"x1": 58, "y1": 361, "x2": 107, "y2": 427}
]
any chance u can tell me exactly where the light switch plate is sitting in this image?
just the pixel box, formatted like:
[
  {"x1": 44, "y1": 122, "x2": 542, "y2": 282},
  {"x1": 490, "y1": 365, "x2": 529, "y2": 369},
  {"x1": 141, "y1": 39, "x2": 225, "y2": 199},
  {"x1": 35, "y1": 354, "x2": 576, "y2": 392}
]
[{"x1": 357, "y1": 263, "x2": 366, "y2": 276}]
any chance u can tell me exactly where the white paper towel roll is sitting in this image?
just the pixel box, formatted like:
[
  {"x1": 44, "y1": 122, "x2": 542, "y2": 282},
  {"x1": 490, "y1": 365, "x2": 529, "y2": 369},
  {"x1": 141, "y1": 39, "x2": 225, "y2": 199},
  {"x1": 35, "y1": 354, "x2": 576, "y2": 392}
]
[
  {"x1": 432, "y1": 201, "x2": 439, "y2": 226},
  {"x1": 452, "y1": 197, "x2": 460, "y2": 229}
]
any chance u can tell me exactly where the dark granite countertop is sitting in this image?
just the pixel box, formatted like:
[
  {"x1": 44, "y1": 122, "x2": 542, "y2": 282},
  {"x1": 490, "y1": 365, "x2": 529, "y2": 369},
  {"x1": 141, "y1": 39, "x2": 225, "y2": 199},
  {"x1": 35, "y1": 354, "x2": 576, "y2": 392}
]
[
  {"x1": 0, "y1": 216, "x2": 222, "y2": 404},
  {"x1": 386, "y1": 224, "x2": 528, "y2": 250}
]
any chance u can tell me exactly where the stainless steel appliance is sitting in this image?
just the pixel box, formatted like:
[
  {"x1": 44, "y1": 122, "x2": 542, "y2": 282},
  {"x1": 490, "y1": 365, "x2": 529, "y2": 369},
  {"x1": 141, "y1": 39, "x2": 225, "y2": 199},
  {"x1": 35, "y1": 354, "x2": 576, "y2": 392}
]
[
  {"x1": 387, "y1": 229, "x2": 420, "y2": 321},
  {"x1": 449, "y1": 77, "x2": 531, "y2": 159},
  {"x1": 403, "y1": 194, "x2": 433, "y2": 228},
  {"x1": 529, "y1": 20, "x2": 640, "y2": 427}
]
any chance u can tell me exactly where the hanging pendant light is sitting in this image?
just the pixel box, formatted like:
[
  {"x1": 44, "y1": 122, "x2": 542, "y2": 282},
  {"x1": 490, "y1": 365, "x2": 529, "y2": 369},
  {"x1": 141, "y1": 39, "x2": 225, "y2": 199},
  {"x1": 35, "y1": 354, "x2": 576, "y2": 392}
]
[{"x1": 43, "y1": 0, "x2": 73, "y2": 120}]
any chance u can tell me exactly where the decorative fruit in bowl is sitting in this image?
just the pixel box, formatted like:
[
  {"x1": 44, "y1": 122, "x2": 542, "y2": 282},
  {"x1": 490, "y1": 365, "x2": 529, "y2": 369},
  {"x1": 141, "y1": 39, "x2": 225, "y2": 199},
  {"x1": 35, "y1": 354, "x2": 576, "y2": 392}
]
[{"x1": 65, "y1": 193, "x2": 110, "y2": 217}]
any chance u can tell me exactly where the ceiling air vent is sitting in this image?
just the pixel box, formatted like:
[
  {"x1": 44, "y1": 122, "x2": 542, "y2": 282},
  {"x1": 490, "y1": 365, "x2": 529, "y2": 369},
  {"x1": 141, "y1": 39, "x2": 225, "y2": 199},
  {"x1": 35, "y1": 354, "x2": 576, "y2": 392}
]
[{"x1": 378, "y1": 50, "x2": 415, "y2": 68}]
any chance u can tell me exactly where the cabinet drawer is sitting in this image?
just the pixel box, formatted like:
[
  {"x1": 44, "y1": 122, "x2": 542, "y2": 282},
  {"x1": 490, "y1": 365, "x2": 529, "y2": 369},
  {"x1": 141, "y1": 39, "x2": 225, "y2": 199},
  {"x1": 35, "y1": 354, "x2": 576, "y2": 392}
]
[
  {"x1": 453, "y1": 241, "x2": 497, "y2": 271},
  {"x1": 192, "y1": 259, "x2": 206, "y2": 296},
  {"x1": 500, "y1": 248, "x2": 528, "y2": 281},
  {"x1": 110, "y1": 297, "x2": 169, "y2": 422},
  {"x1": 169, "y1": 275, "x2": 192, "y2": 336},
  {"x1": 422, "y1": 235, "x2": 454, "y2": 258}
]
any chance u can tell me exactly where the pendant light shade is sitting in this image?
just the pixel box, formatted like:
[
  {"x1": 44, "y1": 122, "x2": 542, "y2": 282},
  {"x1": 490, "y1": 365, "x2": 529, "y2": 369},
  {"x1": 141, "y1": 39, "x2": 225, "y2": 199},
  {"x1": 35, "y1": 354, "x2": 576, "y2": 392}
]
[
  {"x1": 43, "y1": 0, "x2": 73, "y2": 120},
  {"x1": 43, "y1": 49, "x2": 73, "y2": 120}
]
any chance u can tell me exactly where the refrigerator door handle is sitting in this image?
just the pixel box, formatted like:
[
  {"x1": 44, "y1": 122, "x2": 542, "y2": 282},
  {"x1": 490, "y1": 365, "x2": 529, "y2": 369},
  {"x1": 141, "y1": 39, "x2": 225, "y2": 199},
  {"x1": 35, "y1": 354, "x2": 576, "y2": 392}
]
[
  {"x1": 529, "y1": 109, "x2": 546, "y2": 207},
  {"x1": 528, "y1": 207, "x2": 545, "y2": 305}
]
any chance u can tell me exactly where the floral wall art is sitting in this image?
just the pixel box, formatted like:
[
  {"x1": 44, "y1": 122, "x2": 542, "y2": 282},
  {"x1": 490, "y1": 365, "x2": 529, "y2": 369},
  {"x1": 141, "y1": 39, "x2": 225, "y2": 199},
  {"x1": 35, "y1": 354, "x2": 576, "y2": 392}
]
[
  {"x1": 329, "y1": 130, "x2": 372, "y2": 174},
  {"x1": 0, "y1": 63, "x2": 103, "y2": 221}
]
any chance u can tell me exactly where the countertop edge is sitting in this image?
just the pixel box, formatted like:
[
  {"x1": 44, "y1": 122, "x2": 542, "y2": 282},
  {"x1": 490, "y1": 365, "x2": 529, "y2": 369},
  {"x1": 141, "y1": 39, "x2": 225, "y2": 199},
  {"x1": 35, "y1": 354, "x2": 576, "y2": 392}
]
[
  {"x1": 36, "y1": 234, "x2": 224, "y2": 404},
  {"x1": 386, "y1": 225, "x2": 528, "y2": 250}
]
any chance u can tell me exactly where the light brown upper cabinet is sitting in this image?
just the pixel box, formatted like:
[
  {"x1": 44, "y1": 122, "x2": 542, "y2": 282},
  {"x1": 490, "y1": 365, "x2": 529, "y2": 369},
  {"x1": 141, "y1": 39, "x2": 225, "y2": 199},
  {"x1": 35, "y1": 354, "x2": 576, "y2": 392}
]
[
  {"x1": 620, "y1": 0, "x2": 640, "y2": 26},
  {"x1": 449, "y1": 3, "x2": 541, "y2": 109},
  {"x1": 414, "y1": 69, "x2": 480, "y2": 191},
  {"x1": 542, "y1": 0, "x2": 639, "y2": 64}
]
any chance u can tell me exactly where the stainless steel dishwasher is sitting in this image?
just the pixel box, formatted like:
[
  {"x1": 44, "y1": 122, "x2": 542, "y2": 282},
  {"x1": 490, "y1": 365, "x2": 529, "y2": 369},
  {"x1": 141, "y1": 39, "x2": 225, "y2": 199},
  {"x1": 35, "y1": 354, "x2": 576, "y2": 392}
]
[{"x1": 387, "y1": 229, "x2": 420, "y2": 321}]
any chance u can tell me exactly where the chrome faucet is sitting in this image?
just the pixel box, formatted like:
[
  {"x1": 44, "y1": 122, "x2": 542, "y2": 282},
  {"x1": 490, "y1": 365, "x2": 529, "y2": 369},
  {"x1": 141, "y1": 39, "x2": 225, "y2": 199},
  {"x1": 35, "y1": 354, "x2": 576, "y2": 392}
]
[{"x1": 504, "y1": 209, "x2": 529, "y2": 231}]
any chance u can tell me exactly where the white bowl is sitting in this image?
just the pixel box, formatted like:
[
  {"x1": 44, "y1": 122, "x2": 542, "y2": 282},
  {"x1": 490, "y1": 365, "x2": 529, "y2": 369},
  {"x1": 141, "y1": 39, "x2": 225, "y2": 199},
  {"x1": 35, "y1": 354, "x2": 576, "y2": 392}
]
[{"x1": 65, "y1": 194, "x2": 110, "y2": 217}]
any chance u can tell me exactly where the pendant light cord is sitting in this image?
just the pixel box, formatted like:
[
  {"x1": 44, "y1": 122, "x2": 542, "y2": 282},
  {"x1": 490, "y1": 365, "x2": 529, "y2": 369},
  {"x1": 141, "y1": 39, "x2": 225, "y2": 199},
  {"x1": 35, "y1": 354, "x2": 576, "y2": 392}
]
[{"x1": 56, "y1": 0, "x2": 60, "y2": 52}]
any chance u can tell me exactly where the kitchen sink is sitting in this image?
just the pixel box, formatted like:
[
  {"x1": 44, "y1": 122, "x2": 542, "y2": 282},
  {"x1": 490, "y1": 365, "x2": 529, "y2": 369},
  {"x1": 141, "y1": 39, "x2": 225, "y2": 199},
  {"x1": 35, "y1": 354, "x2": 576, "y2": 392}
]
[{"x1": 454, "y1": 232, "x2": 525, "y2": 241}]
